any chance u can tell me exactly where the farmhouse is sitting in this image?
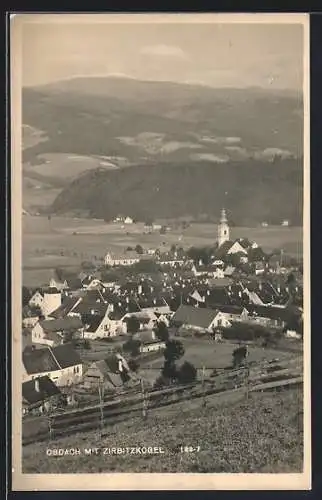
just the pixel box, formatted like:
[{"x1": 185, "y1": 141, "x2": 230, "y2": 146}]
[
  {"x1": 28, "y1": 290, "x2": 44, "y2": 309},
  {"x1": 83, "y1": 354, "x2": 132, "y2": 390},
  {"x1": 31, "y1": 317, "x2": 84, "y2": 347},
  {"x1": 22, "y1": 376, "x2": 62, "y2": 416},
  {"x1": 22, "y1": 344, "x2": 83, "y2": 386},
  {"x1": 139, "y1": 339, "x2": 166, "y2": 354},
  {"x1": 49, "y1": 296, "x2": 82, "y2": 319},
  {"x1": 171, "y1": 304, "x2": 231, "y2": 332},
  {"x1": 104, "y1": 251, "x2": 140, "y2": 267},
  {"x1": 192, "y1": 263, "x2": 225, "y2": 279}
]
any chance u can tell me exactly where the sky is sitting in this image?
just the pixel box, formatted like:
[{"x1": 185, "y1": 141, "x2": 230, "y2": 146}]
[{"x1": 21, "y1": 18, "x2": 304, "y2": 90}]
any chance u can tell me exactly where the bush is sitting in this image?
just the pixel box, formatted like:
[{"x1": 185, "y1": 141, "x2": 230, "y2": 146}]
[
  {"x1": 232, "y1": 346, "x2": 248, "y2": 368},
  {"x1": 164, "y1": 339, "x2": 185, "y2": 363},
  {"x1": 154, "y1": 321, "x2": 169, "y2": 342},
  {"x1": 177, "y1": 361, "x2": 197, "y2": 384},
  {"x1": 128, "y1": 358, "x2": 139, "y2": 373}
]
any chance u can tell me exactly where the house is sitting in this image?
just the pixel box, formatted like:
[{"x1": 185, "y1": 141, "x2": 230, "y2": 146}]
[
  {"x1": 124, "y1": 313, "x2": 155, "y2": 331},
  {"x1": 171, "y1": 304, "x2": 231, "y2": 332},
  {"x1": 282, "y1": 220, "x2": 290, "y2": 227},
  {"x1": 83, "y1": 354, "x2": 133, "y2": 390},
  {"x1": 41, "y1": 288, "x2": 62, "y2": 318},
  {"x1": 81, "y1": 276, "x2": 104, "y2": 290},
  {"x1": 28, "y1": 290, "x2": 44, "y2": 309},
  {"x1": 31, "y1": 317, "x2": 84, "y2": 346},
  {"x1": 212, "y1": 304, "x2": 249, "y2": 323},
  {"x1": 139, "y1": 339, "x2": 166, "y2": 354},
  {"x1": 246, "y1": 304, "x2": 291, "y2": 329},
  {"x1": 22, "y1": 376, "x2": 62, "y2": 416},
  {"x1": 49, "y1": 296, "x2": 82, "y2": 319},
  {"x1": 124, "y1": 216, "x2": 133, "y2": 224},
  {"x1": 22, "y1": 306, "x2": 40, "y2": 328},
  {"x1": 224, "y1": 265, "x2": 236, "y2": 277},
  {"x1": 137, "y1": 297, "x2": 171, "y2": 315},
  {"x1": 192, "y1": 264, "x2": 224, "y2": 279},
  {"x1": 81, "y1": 312, "x2": 111, "y2": 339},
  {"x1": 22, "y1": 344, "x2": 83, "y2": 386},
  {"x1": 65, "y1": 276, "x2": 83, "y2": 291},
  {"x1": 49, "y1": 277, "x2": 68, "y2": 291},
  {"x1": 104, "y1": 251, "x2": 140, "y2": 267}
]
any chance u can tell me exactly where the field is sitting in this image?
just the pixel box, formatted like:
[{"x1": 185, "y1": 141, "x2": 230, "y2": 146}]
[
  {"x1": 22, "y1": 385, "x2": 303, "y2": 473},
  {"x1": 22, "y1": 215, "x2": 303, "y2": 287}
]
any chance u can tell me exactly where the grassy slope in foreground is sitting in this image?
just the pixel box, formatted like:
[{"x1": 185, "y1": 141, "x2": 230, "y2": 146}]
[{"x1": 23, "y1": 386, "x2": 303, "y2": 473}]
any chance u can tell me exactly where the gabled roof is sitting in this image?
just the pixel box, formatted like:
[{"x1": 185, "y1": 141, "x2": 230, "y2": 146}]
[
  {"x1": 66, "y1": 277, "x2": 83, "y2": 290},
  {"x1": 22, "y1": 376, "x2": 61, "y2": 405},
  {"x1": 172, "y1": 304, "x2": 219, "y2": 329},
  {"x1": 49, "y1": 296, "x2": 81, "y2": 319},
  {"x1": 40, "y1": 317, "x2": 83, "y2": 333},
  {"x1": 212, "y1": 304, "x2": 246, "y2": 315},
  {"x1": 51, "y1": 344, "x2": 82, "y2": 369},
  {"x1": 23, "y1": 348, "x2": 60, "y2": 374},
  {"x1": 82, "y1": 314, "x2": 104, "y2": 333}
]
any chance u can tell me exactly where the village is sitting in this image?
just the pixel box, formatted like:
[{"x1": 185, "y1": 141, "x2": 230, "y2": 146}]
[{"x1": 21, "y1": 209, "x2": 303, "y2": 436}]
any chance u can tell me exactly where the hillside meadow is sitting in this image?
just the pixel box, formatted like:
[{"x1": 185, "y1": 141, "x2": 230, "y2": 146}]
[
  {"x1": 22, "y1": 386, "x2": 303, "y2": 473},
  {"x1": 22, "y1": 215, "x2": 302, "y2": 286}
]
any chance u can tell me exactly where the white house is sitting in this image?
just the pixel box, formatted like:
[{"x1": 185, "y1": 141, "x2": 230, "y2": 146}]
[
  {"x1": 22, "y1": 344, "x2": 83, "y2": 387},
  {"x1": 28, "y1": 290, "x2": 44, "y2": 309},
  {"x1": 124, "y1": 216, "x2": 133, "y2": 225},
  {"x1": 171, "y1": 304, "x2": 232, "y2": 332},
  {"x1": 104, "y1": 252, "x2": 140, "y2": 267}
]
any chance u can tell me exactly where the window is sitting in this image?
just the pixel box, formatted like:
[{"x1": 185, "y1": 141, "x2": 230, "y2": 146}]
[{"x1": 217, "y1": 319, "x2": 222, "y2": 327}]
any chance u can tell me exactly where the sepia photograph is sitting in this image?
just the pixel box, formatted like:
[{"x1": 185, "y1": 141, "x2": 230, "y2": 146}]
[{"x1": 11, "y1": 12, "x2": 310, "y2": 490}]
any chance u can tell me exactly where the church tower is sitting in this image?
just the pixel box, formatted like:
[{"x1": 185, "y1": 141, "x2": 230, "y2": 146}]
[{"x1": 218, "y1": 208, "x2": 230, "y2": 247}]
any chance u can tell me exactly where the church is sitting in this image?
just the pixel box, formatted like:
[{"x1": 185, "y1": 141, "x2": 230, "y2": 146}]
[{"x1": 217, "y1": 208, "x2": 258, "y2": 258}]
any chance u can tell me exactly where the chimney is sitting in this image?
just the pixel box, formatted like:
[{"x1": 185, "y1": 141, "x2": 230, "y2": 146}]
[
  {"x1": 199, "y1": 259, "x2": 203, "y2": 266},
  {"x1": 138, "y1": 284, "x2": 143, "y2": 295},
  {"x1": 90, "y1": 309, "x2": 95, "y2": 315},
  {"x1": 126, "y1": 297, "x2": 129, "y2": 304},
  {"x1": 35, "y1": 378, "x2": 40, "y2": 393},
  {"x1": 118, "y1": 359, "x2": 123, "y2": 372}
]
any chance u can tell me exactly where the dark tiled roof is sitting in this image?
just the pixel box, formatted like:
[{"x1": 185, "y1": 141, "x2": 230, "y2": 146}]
[
  {"x1": 172, "y1": 305, "x2": 219, "y2": 329},
  {"x1": 82, "y1": 314, "x2": 104, "y2": 333},
  {"x1": 51, "y1": 344, "x2": 82, "y2": 369},
  {"x1": 22, "y1": 376, "x2": 61, "y2": 405},
  {"x1": 40, "y1": 317, "x2": 83, "y2": 333},
  {"x1": 49, "y1": 297, "x2": 80, "y2": 319},
  {"x1": 211, "y1": 304, "x2": 246, "y2": 315},
  {"x1": 23, "y1": 348, "x2": 60, "y2": 374}
]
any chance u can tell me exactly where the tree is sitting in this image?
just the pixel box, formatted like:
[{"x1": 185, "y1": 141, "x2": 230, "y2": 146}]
[
  {"x1": 22, "y1": 286, "x2": 32, "y2": 307},
  {"x1": 128, "y1": 358, "x2": 139, "y2": 372},
  {"x1": 135, "y1": 244, "x2": 144, "y2": 255},
  {"x1": 154, "y1": 321, "x2": 169, "y2": 342},
  {"x1": 162, "y1": 359, "x2": 178, "y2": 381},
  {"x1": 164, "y1": 339, "x2": 185, "y2": 363},
  {"x1": 232, "y1": 345, "x2": 248, "y2": 368},
  {"x1": 122, "y1": 338, "x2": 141, "y2": 357},
  {"x1": 125, "y1": 316, "x2": 140, "y2": 335},
  {"x1": 177, "y1": 361, "x2": 197, "y2": 384},
  {"x1": 81, "y1": 261, "x2": 95, "y2": 271}
]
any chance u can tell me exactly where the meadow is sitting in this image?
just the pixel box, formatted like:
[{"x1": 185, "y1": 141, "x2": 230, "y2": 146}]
[
  {"x1": 22, "y1": 215, "x2": 303, "y2": 287},
  {"x1": 22, "y1": 385, "x2": 303, "y2": 473},
  {"x1": 138, "y1": 336, "x2": 301, "y2": 385}
]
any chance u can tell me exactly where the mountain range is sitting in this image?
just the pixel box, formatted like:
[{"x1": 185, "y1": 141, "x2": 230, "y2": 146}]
[{"x1": 22, "y1": 76, "x2": 303, "y2": 224}]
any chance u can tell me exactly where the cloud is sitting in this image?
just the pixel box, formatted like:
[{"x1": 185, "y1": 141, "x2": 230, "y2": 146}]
[{"x1": 140, "y1": 44, "x2": 188, "y2": 59}]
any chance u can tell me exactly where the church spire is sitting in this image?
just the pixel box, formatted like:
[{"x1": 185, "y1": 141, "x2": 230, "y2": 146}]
[{"x1": 218, "y1": 207, "x2": 230, "y2": 247}]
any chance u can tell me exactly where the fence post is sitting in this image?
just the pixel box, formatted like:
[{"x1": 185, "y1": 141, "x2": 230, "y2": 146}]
[
  {"x1": 202, "y1": 365, "x2": 207, "y2": 407},
  {"x1": 141, "y1": 378, "x2": 148, "y2": 420},
  {"x1": 98, "y1": 381, "x2": 105, "y2": 438},
  {"x1": 245, "y1": 364, "x2": 250, "y2": 401}
]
